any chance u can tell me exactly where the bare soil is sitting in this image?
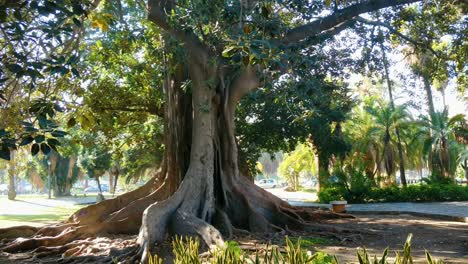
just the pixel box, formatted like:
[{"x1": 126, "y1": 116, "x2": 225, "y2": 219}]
[
  {"x1": 315, "y1": 214, "x2": 468, "y2": 263},
  {"x1": 0, "y1": 214, "x2": 466, "y2": 263}
]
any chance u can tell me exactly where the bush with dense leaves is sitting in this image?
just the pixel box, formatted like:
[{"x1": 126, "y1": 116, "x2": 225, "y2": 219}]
[{"x1": 318, "y1": 184, "x2": 468, "y2": 203}]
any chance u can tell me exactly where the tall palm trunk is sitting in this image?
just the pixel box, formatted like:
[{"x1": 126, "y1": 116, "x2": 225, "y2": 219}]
[
  {"x1": 423, "y1": 78, "x2": 435, "y2": 116},
  {"x1": 380, "y1": 39, "x2": 407, "y2": 186},
  {"x1": 317, "y1": 152, "x2": 330, "y2": 191}
]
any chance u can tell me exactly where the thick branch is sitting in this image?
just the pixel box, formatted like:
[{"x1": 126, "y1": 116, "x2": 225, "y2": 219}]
[
  {"x1": 147, "y1": 0, "x2": 210, "y2": 65},
  {"x1": 227, "y1": 66, "x2": 260, "y2": 111},
  {"x1": 94, "y1": 104, "x2": 163, "y2": 117},
  {"x1": 283, "y1": 0, "x2": 421, "y2": 44}
]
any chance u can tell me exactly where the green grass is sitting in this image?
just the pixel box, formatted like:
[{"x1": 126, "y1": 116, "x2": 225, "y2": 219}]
[
  {"x1": 288, "y1": 236, "x2": 332, "y2": 247},
  {"x1": 0, "y1": 204, "x2": 85, "y2": 227},
  {"x1": 0, "y1": 214, "x2": 68, "y2": 223},
  {"x1": 299, "y1": 187, "x2": 318, "y2": 193}
]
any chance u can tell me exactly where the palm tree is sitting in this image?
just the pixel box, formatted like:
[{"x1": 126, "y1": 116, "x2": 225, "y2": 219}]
[
  {"x1": 379, "y1": 34, "x2": 407, "y2": 186},
  {"x1": 417, "y1": 109, "x2": 467, "y2": 182},
  {"x1": 345, "y1": 103, "x2": 382, "y2": 182},
  {"x1": 364, "y1": 102, "x2": 412, "y2": 186}
]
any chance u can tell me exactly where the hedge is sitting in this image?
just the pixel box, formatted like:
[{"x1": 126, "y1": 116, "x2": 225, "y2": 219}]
[{"x1": 318, "y1": 184, "x2": 468, "y2": 203}]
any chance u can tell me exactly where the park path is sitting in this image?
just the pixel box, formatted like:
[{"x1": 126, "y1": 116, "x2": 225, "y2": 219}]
[
  {"x1": 265, "y1": 188, "x2": 468, "y2": 220},
  {"x1": 1, "y1": 191, "x2": 467, "y2": 223},
  {"x1": 0, "y1": 195, "x2": 106, "y2": 216},
  {"x1": 288, "y1": 201, "x2": 468, "y2": 220}
]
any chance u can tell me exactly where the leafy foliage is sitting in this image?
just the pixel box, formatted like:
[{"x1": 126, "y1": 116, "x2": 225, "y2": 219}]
[
  {"x1": 318, "y1": 184, "x2": 468, "y2": 203},
  {"x1": 146, "y1": 235, "x2": 442, "y2": 264},
  {"x1": 279, "y1": 143, "x2": 316, "y2": 191},
  {"x1": 416, "y1": 109, "x2": 467, "y2": 181}
]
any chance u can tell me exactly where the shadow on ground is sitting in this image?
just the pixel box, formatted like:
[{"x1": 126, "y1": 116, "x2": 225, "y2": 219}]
[{"x1": 316, "y1": 214, "x2": 468, "y2": 263}]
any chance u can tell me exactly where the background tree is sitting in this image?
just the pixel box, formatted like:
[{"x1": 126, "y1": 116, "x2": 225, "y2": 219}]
[
  {"x1": 418, "y1": 109, "x2": 467, "y2": 182},
  {"x1": 364, "y1": 101, "x2": 412, "y2": 185},
  {"x1": 278, "y1": 144, "x2": 316, "y2": 191}
]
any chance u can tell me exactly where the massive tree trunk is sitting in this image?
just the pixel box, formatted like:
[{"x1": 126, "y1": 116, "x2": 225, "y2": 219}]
[{"x1": 136, "y1": 57, "x2": 349, "y2": 262}]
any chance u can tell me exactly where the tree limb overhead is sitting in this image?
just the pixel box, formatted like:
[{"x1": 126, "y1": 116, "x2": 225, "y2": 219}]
[{"x1": 283, "y1": 0, "x2": 422, "y2": 44}]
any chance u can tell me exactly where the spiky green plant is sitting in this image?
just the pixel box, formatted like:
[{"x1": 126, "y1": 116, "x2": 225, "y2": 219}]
[
  {"x1": 211, "y1": 241, "x2": 247, "y2": 264},
  {"x1": 284, "y1": 236, "x2": 317, "y2": 263},
  {"x1": 172, "y1": 235, "x2": 202, "y2": 264},
  {"x1": 143, "y1": 234, "x2": 443, "y2": 264},
  {"x1": 357, "y1": 247, "x2": 388, "y2": 264},
  {"x1": 148, "y1": 252, "x2": 163, "y2": 264}
]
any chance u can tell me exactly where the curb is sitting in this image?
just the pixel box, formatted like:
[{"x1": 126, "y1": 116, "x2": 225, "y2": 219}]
[
  {"x1": 346, "y1": 210, "x2": 468, "y2": 223},
  {"x1": 292, "y1": 204, "x2": 468, "y2": 223},
  {"x1": 287, "y1": 201, "x2": 468, "y2": 223}
]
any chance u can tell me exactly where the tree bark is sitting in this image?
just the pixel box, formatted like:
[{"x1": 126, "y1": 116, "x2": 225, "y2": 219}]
[
  {"x1": 317, "y1": 153, "x2": 330, "y2": 192},
  {"x1": 109, "y1": 170, "x2": 114, "y2": 194},
  {"x1": 463, "y1": 160, "x2": 468, "y2": 181},
  {"x1": 7, "y1": 150, "x2": 16, "y2": 200},
  {"x1": 423, "y1": 77, "x2": 435, "y2": 117},
  {"x1": 380, "y1": 38, "x2": 407, "y2": 186}
]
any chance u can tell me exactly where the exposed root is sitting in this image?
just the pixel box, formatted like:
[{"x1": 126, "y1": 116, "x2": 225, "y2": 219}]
[
  {"x1": 170, "y1": 210, "x2": 225, "y2": 249},
  {"x1": 0, "y1": 174, "x2": 168, "y2": 257},
  {"x1": 0, "y1": 226, "x2": 39, "y2": 240},
  {"x1": 69, "y1": 175, "x2": 161, "y2": 225},
  {"x1": 0, "y1": 169, "x2": 362, "y2": 263}
]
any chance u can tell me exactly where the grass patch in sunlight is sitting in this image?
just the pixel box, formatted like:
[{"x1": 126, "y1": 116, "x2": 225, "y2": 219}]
[
  {"x1": 301, "y1": 188, "x2": 318, "y2": 193},
  {"x1": 288, "y1": 236, "x2": 332, "y2": 247},
  {"x1": 0, "y1": 204, "x2": 84, "y2": 227}
]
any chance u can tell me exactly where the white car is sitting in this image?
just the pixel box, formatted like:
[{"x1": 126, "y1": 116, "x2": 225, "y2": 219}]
[
  {"x1": 255, "y1": 179, "x2": 278, "y2": 189},
  {"x1": 0, "y1": 183, "x2": 7, "y2": 195}
]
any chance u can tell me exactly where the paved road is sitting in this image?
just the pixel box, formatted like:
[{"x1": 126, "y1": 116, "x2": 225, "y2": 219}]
[{"x1": 266, "y1": 188, "x2": 318, "y2": 202}]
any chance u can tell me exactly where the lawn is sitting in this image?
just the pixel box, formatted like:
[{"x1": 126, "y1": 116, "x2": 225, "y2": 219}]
[{"x1": 0, "y1": 196, "x2": 86, "y2": 228}]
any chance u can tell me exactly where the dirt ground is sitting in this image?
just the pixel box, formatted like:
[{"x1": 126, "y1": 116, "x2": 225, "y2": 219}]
[
  {"x1": 0, "y1": 214, "x2": 467, "y2": 263},
  {"x1": 316, "y1": 214, "x2": 468, "y2": 263}
]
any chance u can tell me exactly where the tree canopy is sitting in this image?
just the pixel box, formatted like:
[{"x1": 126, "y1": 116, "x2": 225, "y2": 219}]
[{"x1": 0, "y1": 0, "x2": 467, "y2": 262}]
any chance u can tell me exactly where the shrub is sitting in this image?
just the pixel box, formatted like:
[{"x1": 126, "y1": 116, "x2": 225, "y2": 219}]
[
  {"x1": 318, "y1": 187, "x2": 343, "y2": 203},
  {"x1": 319, "y1": 184, "x2": 468, "y2": 203},
  {"x1": 331, "y1": 167, "x2": 374, "y2": 203}
]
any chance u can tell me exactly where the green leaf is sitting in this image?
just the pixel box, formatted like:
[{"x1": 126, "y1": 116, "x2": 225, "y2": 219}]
[
  {"x1": 51, "y1": 130, "x2": 67, "y2": 137},
  {"x1": 6, "y1": 64, "x2": 22, "y2": 73},
  {"x1": 47, "y1": 138, "x2": 60, "y2": 147},
  {"x1": 40, "y1": 143, "x2": 51, "y2": 155},
  {"x1": 19, "y1": 136, "x2": 34, "y2": 146},
  {"x1": 222, "y1": 46, "x2": 237, "y2": 58},
  {"x1": 35, "y1": 134, "x2": 45, "y2": 143},
  {"x1": 31, "y1": 143, "x2": 40, "y2": 156},
  {"x1": 73, "y1": 18, "x2": 81, "y2": 27},
  {"x1": 71, "y1": 68, "x2": 80, "y2": 77},
  {"x1": 67, "y1": 117, "x2": 77, "y2": 128},
  {"x1": 0, "y1": 145, "x2": 10, "y2": 160}
]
